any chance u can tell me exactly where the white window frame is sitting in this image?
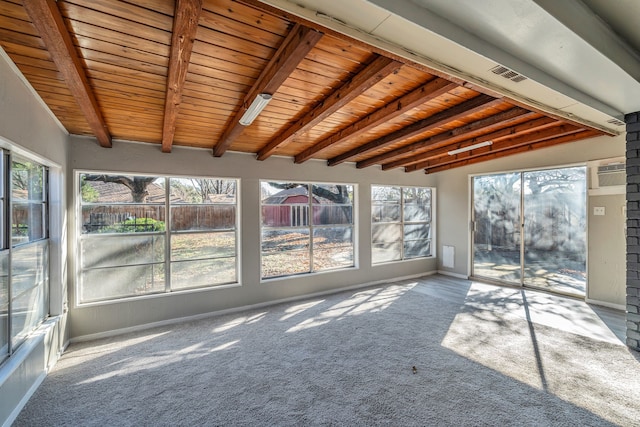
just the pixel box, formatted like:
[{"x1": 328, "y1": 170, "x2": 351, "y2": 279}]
[
  {"x1": 75, "y1": 171, "x2": 240, "y2": 305},
  {"x1": 0, "y1": 150, "x2": 50, "y2": 364},
  {"x1": 260, "y1": 180, "x2": 357, "y2": 281},
  {"x1": 371, "y1": 184, "x2": 435, "y2": 265}
]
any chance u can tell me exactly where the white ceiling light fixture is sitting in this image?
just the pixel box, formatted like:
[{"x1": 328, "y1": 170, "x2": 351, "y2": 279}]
[
  {"x1": 447, "y1": 140, "x2": 493, "y2": 155},
  {"x1": 239, "y1": 93, "x2": 272, "y2": 126}
]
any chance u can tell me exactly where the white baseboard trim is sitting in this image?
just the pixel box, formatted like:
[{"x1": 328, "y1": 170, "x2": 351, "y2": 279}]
[
  {"x1": 437, "y1": 270, "x2": 469, "y2": 280},
  {"x1": 585, "y1": 298, "x2": 626, "y2": 311},
  {"x1": 71, "y1": 271, "x2": 437, "y2": 343}
]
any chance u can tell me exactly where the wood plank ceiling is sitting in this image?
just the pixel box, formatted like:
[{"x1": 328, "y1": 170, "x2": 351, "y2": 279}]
[{"x1": 0, "y1": 0, "x2": 605, "y2": 174}]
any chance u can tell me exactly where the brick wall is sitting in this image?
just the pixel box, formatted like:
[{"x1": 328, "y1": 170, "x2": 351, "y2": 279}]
[{"x1": 626, "y1": 111, "x2": 640, "y2": 351}]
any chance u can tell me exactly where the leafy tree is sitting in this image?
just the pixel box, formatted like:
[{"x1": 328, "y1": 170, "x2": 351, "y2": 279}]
[
  {"x1": 266, "y1": 182, "x2": 351, "y2": 205},
  {"x1": 83, "y1": 175, "x2": 156, "y2": 202},
  {"x1": 80, "y1": 177, "x2": 99, "y2": 202}
]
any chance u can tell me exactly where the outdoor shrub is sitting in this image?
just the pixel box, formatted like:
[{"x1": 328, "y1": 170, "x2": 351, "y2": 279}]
[{"x1": 99, "y1": 217, "x2": 165, "y2": 233}]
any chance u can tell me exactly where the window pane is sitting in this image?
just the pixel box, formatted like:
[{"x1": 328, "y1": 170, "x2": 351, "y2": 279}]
[
  {"x1": 0, "y1": 251, "x2": 8, "y2": 361},
  {"x1": 261, "y1": 182, "x2": 308, "y2": 203},
  {"x1": 403, "y1": 224, "x2": 431, "y2": 241},
  {"x1": 372, "y1": 223, "x2": 402, "y2": 244},
  {"x1": 171, "y1": 232, "x2": 235, "y2": 261},
  {"x1": 11, "y1": 284, "x2": 45, "y2": 348},
  {"x1": 261, "y1": 229, "x2": 310, "y2": 253},
  {"x1": 372, "y1": 242, "x2": 402, "y2": 264},
  {"x1": 372, "y1": 203, "x2": 400, "y2": 223},
  {"x1": 313, "y1": 205, "x2": 353, "y2": 225},
  {"x1": 171, "y1": 258, "x2": 236, "y2": 289},
  {"x1": 81, "y1": 264, "x2": 165, "y2": 303},
  {"x1": 170, "y1": 178, "x2": 236, "y2": 204},
  {"x1": 313, "y1": 227, "x2": 354, "y2": 271},
  {"x1": 81, "y1": 205, "x2": 165, "y2": 234},
  {"x1": 80, "y1": 174, "x2": 165, "y2": 204},
  {"x1": 311, "y1": 184, "x2": 353, "y2": 205},
  {"x1": 473, "y1": 173, "x2": 522, "y2": 283},
  {"x1": 372, "y1": 185, "x2": 400, "y2": 202},
  {"x1": 12, "y1": 156, "x2": 44, "y2": 202},
  {"x1": 404, "y1": 221, "x2": 432, "y2": 258},
  {"x1": 262, "y1": 205, "x2": 309, "y2": 227},
  {"x1": 12, "y1": 203, "x2": 45, "y2": 245},
  {"x1": 403, "y1": 188, "x2": 431, "y2": 222},
  {"x1": 171, "y1": 205, "x2": 235, "y2": 231},
  {"x1": 11, "y1": 241, "x2": 48, "y2": 346},
  {"x1": 404, "y1": 239, "x2": 431, "y2": 259},
  {"x1": 81, "y1": 235, "x2": 165, "y2": 269},
  {"x1": 372, "y1": 221, "x2": 402, "y2": 264},
  {"x1": 262, "y1": 251, "x2": 310, "y2": 278},
  {"x1": 11, "y1": 241, "x2": 48, "y2": 302}
]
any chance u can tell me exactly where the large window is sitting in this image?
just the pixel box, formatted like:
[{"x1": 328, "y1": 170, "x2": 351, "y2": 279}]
[
  {"x1": 78, "y1": 174, "x2": 238, "y2": 304},
  {"x1": 260, "y1": 181, "x2": 355, "y2": 279},
  {"x1": 371, "y1": 185, "x2": 433, "y2": 264},
  {"x1": 1, "y1": 152, "x2": 49, "y2": 365}
]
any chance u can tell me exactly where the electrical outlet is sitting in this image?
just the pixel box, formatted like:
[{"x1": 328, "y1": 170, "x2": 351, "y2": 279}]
[{"x1": 594, "y1": 206, "x2": 605, "y2": 216}]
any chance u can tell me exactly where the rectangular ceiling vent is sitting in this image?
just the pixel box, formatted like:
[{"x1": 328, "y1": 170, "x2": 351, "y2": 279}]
[
  {"x1": 490, "y1": 65, "x2": 528, "y2": 83},
  {"x1": 606, "y1": 118, "x2": 626, "y2": 127}
]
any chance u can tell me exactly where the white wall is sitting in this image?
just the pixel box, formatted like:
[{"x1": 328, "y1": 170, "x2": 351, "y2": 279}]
[
  {"x1": 67, "y1": 136, "x2": 438, "y2": 339},
  {"x1": 435, "y1": 133, "x2": 626, "y2": 306},
  {"x1": 0, "y1": 49, "x2": 68, "y2": 426},
  {"x1": 588, "y1": 194, "x2": 626, "y2": 307}
]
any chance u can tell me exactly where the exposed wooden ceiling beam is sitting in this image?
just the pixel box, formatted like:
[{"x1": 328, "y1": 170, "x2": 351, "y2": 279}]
[
  {"x1": 424, "y1": 130, "x2": 601, "y2": 174},
  {"x1": 256, "y1": 55, "x2": 402, "y2": 161},
  {"x1": 23, "y1": 0, "x2": 111, "y2": 147},
  {"x1": 213, "y1": 24, "x2": 323, "y2": 157},
  {"x1": 161, "y1": 0, "x2": 203, "y2": 153},
  {"x1": 358, "y1": 107, "x2": 533, "y2": 170},
  {"x1": 404, "y1": 116, "x2": 559, "y2": 172},
  {"x1": 293, "y1": 77, "x2": 457, "y2": 163},
  {"x1": 328, "y1": 94, "x2": 500, "y2": 167},
  {"x1": 415, "y1": 123, "x2": 583, "y2": 173},
  {"x1": 237, "y1": 0, "x2": 614, "y2": 137}
]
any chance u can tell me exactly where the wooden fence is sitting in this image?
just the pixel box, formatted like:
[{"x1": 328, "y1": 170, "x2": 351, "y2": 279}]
[{"x1": 81, "y1": 204, "x2": 235, "y2": 232}]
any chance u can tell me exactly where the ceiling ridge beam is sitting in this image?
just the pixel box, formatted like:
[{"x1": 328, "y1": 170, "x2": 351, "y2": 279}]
[
  {"x1": 404, "y1": 116, "x2": 559, "y2": 172},
  {"x1": 23, "y1": 0, "x2": 111, "y2": 147},
  {"x1": 328, "y1": 94, "x2": 500, "y2": 167},
  {"x1": 293, "y1": 77, "x2": 457, "y2": 163},
  {"x1": 425, "y1": 129, "x2": 601, "y2": 174},
  {"x1": 256, "y1": 55, "x2": 402, "y2": 161},
  {"x1": 162, "y1": 0, "x2": 203, "y2": 153},
  {"x1": 358, "y1": 107, "x2": 532, "y2": 169},
  {"x1": 417, "y1": 123, "x2": 582, "y2": 172},
  {"x1": 213, "y1": 23, "x2": 323, "y2": 157}
]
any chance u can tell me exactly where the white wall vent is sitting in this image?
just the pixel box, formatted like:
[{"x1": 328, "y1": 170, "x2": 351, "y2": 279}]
[
  {"x1": 489, "y1": 65, "x2": 528, "y2": 83},
  {"x1": 442, "y1": 245, "x2": 455, "y2": 269},
  {"x1": 588, "y1": 156, "x2": 625, "y2": 195},
  {"x1": 606, "y1": 118, "x2": 626, "y2": 127}
]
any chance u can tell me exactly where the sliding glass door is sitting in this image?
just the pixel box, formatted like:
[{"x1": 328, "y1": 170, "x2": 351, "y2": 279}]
[
  {"x1": 522, "y1": 167, "x2": 587, "y2": 294},
  {"x1": 472, "y1": 166, "x2": 587, "y2": 296},
  {"x1": 472, "y1": 173, "x2": 522, "y2": 283}
]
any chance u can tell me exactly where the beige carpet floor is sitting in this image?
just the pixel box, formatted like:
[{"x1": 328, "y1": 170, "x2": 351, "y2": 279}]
[{"x1": 14, "y1": 275, "x2": 640, "y2": 426}]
